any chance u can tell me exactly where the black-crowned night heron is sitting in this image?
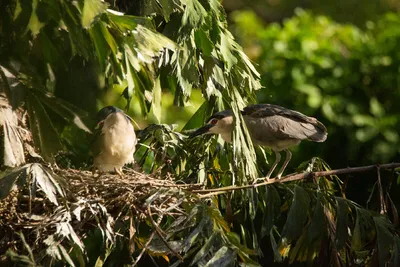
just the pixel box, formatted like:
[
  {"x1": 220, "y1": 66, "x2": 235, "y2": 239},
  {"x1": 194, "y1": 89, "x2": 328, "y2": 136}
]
[
  {"x1": 190, "y1": 104, "x2": 327, "y2": 179},
  {"x1": 91, "y1": 106, "x2": 137, "y2": 176}
]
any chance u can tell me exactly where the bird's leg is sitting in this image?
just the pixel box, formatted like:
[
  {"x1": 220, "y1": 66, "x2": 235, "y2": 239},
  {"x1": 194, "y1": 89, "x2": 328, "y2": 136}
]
[
  {"x1": 114, "y1": 167, "x2": 124, "y2": 178},
  {"x1": 275, "y1": 149, "x2": 292, "y2": 179},
  {"x1": 253, "y1": 150, "x2": 281, "y2": 184},
  {"x1": 92, "y1": 168, "x2": 104, "y2": 179},
  {"x1": 265, "y1": 150, "x2": 281, "y2": 179}
]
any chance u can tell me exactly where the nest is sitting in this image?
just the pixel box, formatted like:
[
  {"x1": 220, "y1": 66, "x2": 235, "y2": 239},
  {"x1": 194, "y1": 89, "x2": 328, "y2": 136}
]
[
  {"x1": 0, "y1": 166, "x2": 205, "y2": 264},
  {"x1": 59, "y1": 168, "x2": 203, "y2": 209}
]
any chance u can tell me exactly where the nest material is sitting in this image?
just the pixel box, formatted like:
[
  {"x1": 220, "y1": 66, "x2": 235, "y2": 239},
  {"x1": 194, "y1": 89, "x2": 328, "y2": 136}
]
[
  {"x1": 0, "y1": 166, "x2": 204, "y2": 263},
  {"x1": 59, "y1": 168, "x2": 203, "y2": 210}
]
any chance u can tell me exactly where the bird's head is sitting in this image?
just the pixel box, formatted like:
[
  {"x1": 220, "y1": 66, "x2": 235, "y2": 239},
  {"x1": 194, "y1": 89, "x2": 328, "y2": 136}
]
[
  {"x1": 190, "y1": 110, "x2": 234, "y2": 142},
  {"x1": 96, "y1": 106, "x2": 122, "y2": 123},
  {"x1": 95, "y1": 106, "x2": 132, "y2": 128}
]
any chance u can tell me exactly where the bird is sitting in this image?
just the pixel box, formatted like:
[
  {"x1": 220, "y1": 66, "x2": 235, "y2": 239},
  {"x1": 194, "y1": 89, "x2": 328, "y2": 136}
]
[
  {"x1": 190, "y1": 104, "x2": 327, "y2": 180},
  {"x1": 91, "y1": 106, "x2": 137, "y2": 176}
]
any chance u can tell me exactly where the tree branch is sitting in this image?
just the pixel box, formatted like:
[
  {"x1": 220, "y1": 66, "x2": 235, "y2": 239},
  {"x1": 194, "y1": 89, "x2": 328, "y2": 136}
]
[
  {"x1": 146, "y1": 206, "x2": 184, "y2": 262},
  {"x1": 192, "y1": 162, "x2": 400, "y2": 196}
]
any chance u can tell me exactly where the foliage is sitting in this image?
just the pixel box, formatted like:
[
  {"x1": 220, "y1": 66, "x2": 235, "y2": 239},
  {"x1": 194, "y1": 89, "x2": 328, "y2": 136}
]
[
  {"x1": 223, "y1": 0, "x2": 399, "y2": 27},
  {"x1": 1, "y1": 1, "x2": 400, "y2": 267}
]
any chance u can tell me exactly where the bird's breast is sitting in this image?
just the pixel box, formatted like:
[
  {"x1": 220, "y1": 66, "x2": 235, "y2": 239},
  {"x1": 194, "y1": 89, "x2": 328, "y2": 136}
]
[{"x1": 103, "y1": 122, "x2": 136, "y2": 156}]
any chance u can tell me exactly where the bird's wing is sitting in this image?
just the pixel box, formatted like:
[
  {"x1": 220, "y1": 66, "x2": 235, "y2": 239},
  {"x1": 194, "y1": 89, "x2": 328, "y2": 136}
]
[
  {"x1": 243, "y1": 104, "x2": 326, "y2": 131},
  {"x1": 90, "y1": 124, "x2": 105, "y2": 157},
  {"x1": 242, "y1": 104, "x2": 327, "y2": 142}
]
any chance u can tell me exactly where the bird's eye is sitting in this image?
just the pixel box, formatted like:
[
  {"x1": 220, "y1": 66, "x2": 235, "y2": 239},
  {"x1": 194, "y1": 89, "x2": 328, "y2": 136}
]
[{"x1": 210, "y1": 119, "x2": 218, "y2": 124}]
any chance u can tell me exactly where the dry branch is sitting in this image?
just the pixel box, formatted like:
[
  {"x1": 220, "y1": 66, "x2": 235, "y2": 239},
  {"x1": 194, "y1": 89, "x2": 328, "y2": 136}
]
[{"x1": 191, "y1": 162, "x2": 400, "y2": 196}]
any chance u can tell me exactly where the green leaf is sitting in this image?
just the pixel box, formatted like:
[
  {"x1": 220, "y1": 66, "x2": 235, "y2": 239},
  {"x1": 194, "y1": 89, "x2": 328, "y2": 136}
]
[
  {"x1": 219, "y1": 30, "x2": 238, "y2": 71},
  {"x1": 306, "y1": 199, "x2": 325, "y2": 244},
  {"x1": 26, "y1": 93, "x2": 63, "y2": 161},
  {"x1": 151, "y1": 76, "x2": 162, "y2": 123},
  {"x1": 374, "y1": 216, "x2": 394, "y2": 267},
  {"x1": 59, "y1": 245, "x2": 76, "y2": 267},
  {"x1": 392, "y1": 237, "x2": 400, "y2": 266},
  {"x1": 269, "y1": 227, "x2": 282, "y2": 262},
  {"x1": 195, "y1": 29, "x2": 214, "y2": 56},
  {"x1": 38, "y1": 31, "x2": 65, "y2": 68},
  {"x1": 18, "y1": 232, "x2": 35, "y2": 263},
  {"x1": 99, "y1": 21, "x2": 118, "y2": 55},
  {"x1": 182, "y1": 100, "x2": 209, "y2": 131},
  {"x1": 89, "y1": 22, "x2": 109, "y2": 68},
  {"x1": 190, "y1": 233, "x2": 216, "y2": 265},
  {"x1": 351, "y1": 208, "x2": 371, "y2": 251},
  {"x1": 0, "y1": 165, "x2": 29, "y2": 199},
  {"x1": 30, "y1": 163, "x2": 65, "y2": 205},
  {"x1": 204, "y1": 246, "x2": 235, "y2": 267},
  {"x1": 1, "y1": 106, "x2": 25, "y2": 167},
  {"x1": 335, "y1": 197, "x2": 349, "y2": 250},
  {"x1": 261, "y1": 185, "x2": 281, "y2": 237},
  {"x1": 281, "y1": 185, "x2": 310, "y2": 242},
  {"x1": 81, "y1": 0, "x2": 107, "y2": 28},
  {"x1": 181, "y1": 0, "x2": 207, "y2": 29},
  {"x1": 28, "y1": 0, "x2": 45, "y2": 36},
  {"x1": 33, "y1": 90, "x2": 91, "y2": 133},
  {"x1": 107, "y1": 12, "x2": 151, "y2": 30}
]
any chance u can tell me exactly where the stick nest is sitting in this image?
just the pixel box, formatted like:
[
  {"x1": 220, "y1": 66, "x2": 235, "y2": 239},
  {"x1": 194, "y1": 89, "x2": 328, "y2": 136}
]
[{"x1": 0, "y1": 166, "x2": 204, "y2": 262}]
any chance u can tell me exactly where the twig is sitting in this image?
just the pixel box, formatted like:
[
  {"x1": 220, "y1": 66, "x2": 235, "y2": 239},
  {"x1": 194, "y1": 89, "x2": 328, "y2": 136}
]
[
  {"x1": 132, "y1": 229, "x2": 156, "y2": 266},
  {"x1": 192, "y1": 162, "x2": 400, "y2": 195},
  {"x1": 376, "y1": 166, "x2": 387, "y2": 215},
  {"x1": 132, "y1": 212, "x2": 166, "y2": 266},
  {"x1": 146, "y1": 206, "x2": 184, "y2": 262}
]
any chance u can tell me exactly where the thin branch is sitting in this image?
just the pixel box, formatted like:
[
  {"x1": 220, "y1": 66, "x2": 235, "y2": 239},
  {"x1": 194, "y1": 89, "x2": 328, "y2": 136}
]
[
  {"x1": 133, "y1": 212, "x2": 166, "y2": 266},
  {"x1": 376, "y1": 166, "x2": 387, "y2": 215},
  {"x1": 132, "y1": 230, "x2": 156, "y2": 266},
  {"x1": 146, "y1": 206, "x2": 184, "y2": 262},
  {"x1": 192, "y1": 162, "x2": 400, "y2": 195}
]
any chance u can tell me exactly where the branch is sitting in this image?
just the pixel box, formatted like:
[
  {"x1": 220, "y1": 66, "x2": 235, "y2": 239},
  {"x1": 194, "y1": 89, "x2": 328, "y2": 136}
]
[
  {"x1": 192, "y1": 162, "x2": 400, "y2": 197},
  {"x1": 146, "y1": 206, "x2": 184, "y2": 262}
]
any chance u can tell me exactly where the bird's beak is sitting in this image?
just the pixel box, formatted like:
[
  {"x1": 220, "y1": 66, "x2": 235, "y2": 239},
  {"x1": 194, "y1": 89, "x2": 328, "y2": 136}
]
[{"x1": 189, "y1": 124, "x2": 214, "y2": 138}]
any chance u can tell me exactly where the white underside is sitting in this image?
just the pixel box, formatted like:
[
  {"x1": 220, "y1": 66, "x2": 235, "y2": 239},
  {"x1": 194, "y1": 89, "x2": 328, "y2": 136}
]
[{"x1": 93, "y1": 112, "x2": 136, "y2": 172}]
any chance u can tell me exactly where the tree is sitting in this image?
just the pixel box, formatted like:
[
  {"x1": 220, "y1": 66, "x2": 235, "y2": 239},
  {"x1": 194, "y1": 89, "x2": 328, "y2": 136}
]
[{"x1": 0, "y1": 1, "x2": 399, "y2": 266}]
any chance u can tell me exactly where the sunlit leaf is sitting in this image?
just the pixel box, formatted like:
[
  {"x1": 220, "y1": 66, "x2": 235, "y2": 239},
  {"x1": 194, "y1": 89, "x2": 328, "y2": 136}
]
[
  {"x1": 219, "y1": 30, "x2": 238, "y2": 71},
  {"x1": 30, "y1": 163, "x2": 65, "y2": 205},
  {"x1": 82, "y1": 0, "x2": 107, "y2": 28},
  {"x1": 1, "y1": 106, "x2": 25, "y2": 167},
  {"x1": 204, "y1": 246, "x2": 235, "y2": 267},
  {"x1": 28, "y1": 0, "x2": 44, "y2": 36},
  {"x1": 151, "y1": 76, "x2": 162, "y2": 123}
]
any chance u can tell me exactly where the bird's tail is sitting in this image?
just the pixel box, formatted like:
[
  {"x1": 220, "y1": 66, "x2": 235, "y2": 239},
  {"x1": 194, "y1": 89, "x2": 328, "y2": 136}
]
[{"x1": 308, "y1": 119, "x2": 327, "y2": 142}]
